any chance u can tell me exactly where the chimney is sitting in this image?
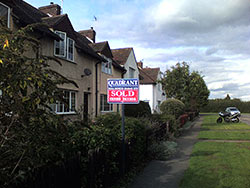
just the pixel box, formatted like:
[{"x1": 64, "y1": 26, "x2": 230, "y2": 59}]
[
  {"x1": 137, "y1": 61, "x2": 143, "y2": 69},
  {"x1": 78, "y1": 27, "x2": 96, "y2": 43},
  {"x1": 39, "y1": 3, "x2": 61, "y2": 16}
]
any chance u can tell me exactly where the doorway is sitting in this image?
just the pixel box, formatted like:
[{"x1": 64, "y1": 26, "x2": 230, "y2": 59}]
[{"x1": 83, "y1": 92, "x2": 89, "y2": 120}]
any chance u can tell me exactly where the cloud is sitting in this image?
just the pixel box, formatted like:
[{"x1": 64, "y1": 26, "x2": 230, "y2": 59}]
[{"x1": 25, "y1": 0, "x2": 250, "y2": 100}]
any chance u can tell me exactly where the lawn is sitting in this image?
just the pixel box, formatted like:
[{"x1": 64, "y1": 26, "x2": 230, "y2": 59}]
[
  {"x1": 201, "y1": 115, "x2": 250, "y2": 130},
  {"x1": 198, "y1": 130, "x2": 250, "y2": 140},
  {"x1": 180, "y1": 115, "x2": 250, "y2": 188},
  {"x1": 179, "y1": 142, "x2": 250, "y2": 188}
]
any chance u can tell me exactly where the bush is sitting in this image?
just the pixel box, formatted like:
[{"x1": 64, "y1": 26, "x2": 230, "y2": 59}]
[
  {"x1": 124, "y1": 101, "x2": 151, "y2": 118},
  {"x1": 160, "y1": 99, "x2": 185, "y2": 118}
]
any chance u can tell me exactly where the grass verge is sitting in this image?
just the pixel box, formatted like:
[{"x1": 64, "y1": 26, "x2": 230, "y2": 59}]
[{"x1": 179, "y1": 142, "x2": 250, "y2": 188}]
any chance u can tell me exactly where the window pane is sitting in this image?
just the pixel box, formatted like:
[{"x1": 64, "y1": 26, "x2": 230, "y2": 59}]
[
  {"x1": 54, "y1": 31, "x2": 66, "y2": 57},
  {"x1": 0, "y1": 4, "x2": 9, "y2": 27},
  {"x1": 67, "y1": 38, "x2": 74, "y2": 61},
  {"x1": 64, "y1": 91, "x2": 69, "y2": 112},
  {"x1": 129, "y1": 67, "x2": 135, "y2": 78},
  {"x1": 71, "y1": 92, "x2": 76, "y2": 111}
]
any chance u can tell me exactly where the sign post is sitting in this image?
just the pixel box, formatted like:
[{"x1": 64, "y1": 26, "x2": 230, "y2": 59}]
[{"x1": 107, "y1": 78, "x2": 139, "y2": 175}]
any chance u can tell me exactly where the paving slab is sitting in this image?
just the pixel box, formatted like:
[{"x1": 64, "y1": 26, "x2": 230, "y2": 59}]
[{"x1": 129, "y1": 117, "x2": 203, "y2": 188}]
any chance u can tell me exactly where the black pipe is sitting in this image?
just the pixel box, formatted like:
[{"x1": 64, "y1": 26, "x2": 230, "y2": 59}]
[{"x1": 95, "y1": 61, "x2": 101, "y2": 117}]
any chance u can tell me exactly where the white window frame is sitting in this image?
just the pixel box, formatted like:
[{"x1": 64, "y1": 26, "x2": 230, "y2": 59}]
[
  {"x1": 0, "y1": 2, "x2": 10, "y2": 28},
  {"x1": 101, "y1": 60, "x2": 112, "y2": 75},
  {"x1": 67, "y1": 37, "x2": 74, "y2": 62},
  {"x1": 100, "y1": 94, "x2": 113, "y2": 112},
  {"x1": 54, "y1": 31, "x2": 66, "y2": 58},
  {"x1": 54, "y1": 31, "x2": 75, "y2": 62},
  {"x1": 52, "y1": 90, "x2": 77, "y2": 114}
]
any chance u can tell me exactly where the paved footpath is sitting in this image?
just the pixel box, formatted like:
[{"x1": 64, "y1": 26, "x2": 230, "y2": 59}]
[{"x1": 129, "y1": 117, "x2": 203, "y2": 188}]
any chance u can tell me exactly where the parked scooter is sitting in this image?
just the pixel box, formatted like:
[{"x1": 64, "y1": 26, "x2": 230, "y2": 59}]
[{"x1": 216, "y1": 111, "x2": 240, "y2": 123}]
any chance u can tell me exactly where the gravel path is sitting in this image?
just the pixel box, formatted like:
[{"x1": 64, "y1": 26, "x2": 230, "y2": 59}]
[{"x1": 129, "y1": 117, "x2": 203, "y2": 188}]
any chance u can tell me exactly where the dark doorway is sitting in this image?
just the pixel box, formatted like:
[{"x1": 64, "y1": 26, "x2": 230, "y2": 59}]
[{"x1": 84, "y1": 92, "x2": 89, "y2": 120}]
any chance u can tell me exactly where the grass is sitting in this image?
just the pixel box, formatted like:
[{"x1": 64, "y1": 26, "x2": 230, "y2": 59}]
[
  {"x1": 180, "y1": 114, "x2": 250, "y2": 188},
  {"x1": 198, "y1": 131, "x2": 250, "y2": 140},
  {"x1": 179, "y1": 142, "x2": 250, "y2": 188},
  {"x1": 202, "y1": 115, "x2": 250, "y2": 130}
]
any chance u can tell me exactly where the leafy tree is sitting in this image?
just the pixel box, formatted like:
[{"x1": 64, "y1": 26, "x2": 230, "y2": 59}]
[
  {"x1": 0, "y1": 23, "x2": 76, "y2": 186},
  {"x1": 161, "y1": 62, "x2": 210, "y2": 111}
]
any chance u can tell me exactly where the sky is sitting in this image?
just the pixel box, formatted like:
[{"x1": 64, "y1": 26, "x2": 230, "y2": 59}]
[{"x1": 25, "y1": 0, "x2": 250, "y2": 101}]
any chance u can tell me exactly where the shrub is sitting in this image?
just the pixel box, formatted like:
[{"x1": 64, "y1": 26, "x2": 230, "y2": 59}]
[
  {"x1": 124, "y1": 101, "x2": 151, "y2": 118},
  {"x1": 160, "y1": 99, "x2": 185, "y2": 118}
]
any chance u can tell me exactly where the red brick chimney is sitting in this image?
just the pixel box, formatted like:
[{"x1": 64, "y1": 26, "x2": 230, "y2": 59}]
[
  {"x1": 78, "y1": 27, "x2": 96, "y2": 43},
  {"x1": 137, "y1": 61, "x2": 143, "y2": 69},
  {"x1": 39, "y1": 2, "x2": 61, "y2": 16}
]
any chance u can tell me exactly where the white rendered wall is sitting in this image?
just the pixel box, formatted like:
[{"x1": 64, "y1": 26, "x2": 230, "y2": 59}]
[
  {"x1": 123, "y1": 50, "x2": 139, "y2": 79},
  {"x1": 139, "y1": 84, "x2": 154, "y2": 113}
]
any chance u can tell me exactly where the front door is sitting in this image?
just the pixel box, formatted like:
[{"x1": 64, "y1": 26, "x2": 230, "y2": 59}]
[{"x1": 83, "y1": 92, "x2": 89, "y2": 120}]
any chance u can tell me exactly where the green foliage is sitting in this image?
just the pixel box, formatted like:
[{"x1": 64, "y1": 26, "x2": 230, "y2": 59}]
[
  {"x1": 160, "y1": 99, "x2": 185, "y2": 118},
  {"x1": 0, "y1": 24, "x2": 75, "y2": 187},
  {"x1": 124, "y1": 101, "x2": 151, "y2": 118},
  {"x1": 201, "y1": 98, "x2": 250, "y2": 113},
  {"x1": 161, "y1": 62, "x2": 210, "y2": 111}
]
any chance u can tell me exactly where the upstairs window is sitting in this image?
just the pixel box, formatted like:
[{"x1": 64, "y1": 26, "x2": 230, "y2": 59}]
[
  {"x1": 101, "y1": 60, "x2": 112, "y2": 74},
  {"x1": 54, "y1": 31, "x2": 75, "y2": 62},
  {"x1": 0, "y1": 2, "x2": 10, "y2": 28},
  {"x1": 129, "y1": 67, "x2": 135, "y2": 78},
  {"x1": 54, "y1": 31, "x2": 66, "y2": 57},
  {"x1": 67, "y1": 38, "x2": 74, "y2": 61}
]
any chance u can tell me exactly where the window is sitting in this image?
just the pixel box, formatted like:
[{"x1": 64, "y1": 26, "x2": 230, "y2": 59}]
[
  {"x1": 129, "y1": 67, "x2": 135, "y2": 78},
  {"x1": 51, "y1": 90, "x2": 76, "y2": 114},
  {"x1": 54, "y1": 31, "x2": 66, "y2": 57},
  {"x1": 101, "y1": 60, "x2": 112, "y2": 74},
  {"x1": 0, "y1": 3, "x2": 10, "y2": 28},
  {"x1": 54, "y1": 31, "x2": 74, "y2": 62},
  {"x1": 100, "y1": 94, "x2": 113, "y2": 112},
  {"x1": 67, "y1": 38, "x2": 74, "y2": 61}
]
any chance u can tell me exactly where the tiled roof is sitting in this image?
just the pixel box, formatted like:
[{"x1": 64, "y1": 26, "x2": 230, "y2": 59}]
[
  {"x1": 89, "y1": 42, "x2": 126, "y2": 72},
  {"x1": 2, "y1": 0, "x2": 60, "y2": 40},
  {"x1": 111, "y1": 48, "x2": 132, "y2": 65},
  {"x1": 74, "y1": 32, "x2": 105, "y2": 61},
  {"x1": 139, "y1": 68, "x2": 160, "y2": 84},
  {"x1": 89, "y1": 42, "x2": 108, "y2": 53},
  {"x1": 78, "y1": 29, "x2": 95, "y2": 43}
]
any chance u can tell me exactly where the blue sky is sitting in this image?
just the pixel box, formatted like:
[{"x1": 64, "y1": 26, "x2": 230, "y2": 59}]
[{"x1": 25, "y1": 0, "x2": 250, "y2": 101}]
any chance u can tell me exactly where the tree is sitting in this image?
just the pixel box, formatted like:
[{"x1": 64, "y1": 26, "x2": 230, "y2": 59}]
[
  {"x1": 0, "y1": 23, "x2": 77, "y2": 186},
  {"x1": 161, "y1": 62, "x2": 210, "y2": 111}
]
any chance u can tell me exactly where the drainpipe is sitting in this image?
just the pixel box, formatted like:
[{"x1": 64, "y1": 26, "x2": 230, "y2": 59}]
[{"x1": 95, "y1": 61, "x2": 101, "y2": 117}]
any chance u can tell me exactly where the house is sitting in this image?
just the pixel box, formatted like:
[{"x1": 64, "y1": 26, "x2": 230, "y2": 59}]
[
  {"x1": 138, "y1": 62, "x2": 166, "y2": 113},
  {"x1": 78, "y1": 29, "x2": 126, "y2": 115},
  {"x1": 111, "y1": 48, "x2": 139, "y2": 79},
  {"x1": 2, "y1": 0, "x2": 108, "y2": 119}
]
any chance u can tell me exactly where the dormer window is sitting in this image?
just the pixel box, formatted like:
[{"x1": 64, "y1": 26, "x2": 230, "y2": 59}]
[
  {"x1": 0, "y1": 2, "x2": 10, "y2": 28},
  {"x1": 101, "y1": 59, "x2": 112, "y2": 75},
  {"x1": 54, "y1": 31, "x2": 75, "y2": 62}
]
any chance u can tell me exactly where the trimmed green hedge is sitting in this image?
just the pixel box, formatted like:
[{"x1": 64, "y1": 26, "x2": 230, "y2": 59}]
[{"x1": 201, "y1": 99, "x2": 250, "y2": 113}]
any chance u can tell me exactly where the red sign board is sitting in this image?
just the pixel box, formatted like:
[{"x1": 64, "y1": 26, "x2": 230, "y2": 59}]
[{"x1": 107, "y1": 78, "x2": 139, "y2": 104}]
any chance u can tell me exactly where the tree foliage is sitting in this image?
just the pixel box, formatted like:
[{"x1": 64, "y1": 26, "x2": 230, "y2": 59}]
[
  {"x1": 161, "y1": 62, "x2": 210, "y2": 111},
  {"x1": 0, "y1": 23, "x2": 76, "y2": 186}
]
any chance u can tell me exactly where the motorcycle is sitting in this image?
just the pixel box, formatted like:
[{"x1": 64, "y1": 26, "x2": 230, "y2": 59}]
[{"x1": 216, "y1": 111, "x2": 240, "y2": 123}]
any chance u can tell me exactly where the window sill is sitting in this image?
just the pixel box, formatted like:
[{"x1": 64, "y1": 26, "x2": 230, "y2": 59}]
[
  {"x1": 54, "y1": 55, "x2": 76, "y2": 64},
  {"x1": 55, "y1": 112, "x2": 77, "y2": 115}
]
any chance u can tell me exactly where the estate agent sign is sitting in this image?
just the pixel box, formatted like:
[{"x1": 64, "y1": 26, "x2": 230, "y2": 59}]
[{"x1": 107, "y1": 78, "x2": 139, "y2": 104}]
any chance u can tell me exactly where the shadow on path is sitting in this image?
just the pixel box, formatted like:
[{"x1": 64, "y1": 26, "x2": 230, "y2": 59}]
[{"x1": 129, "y1": 117, "x2": 203, "y2": 188}]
